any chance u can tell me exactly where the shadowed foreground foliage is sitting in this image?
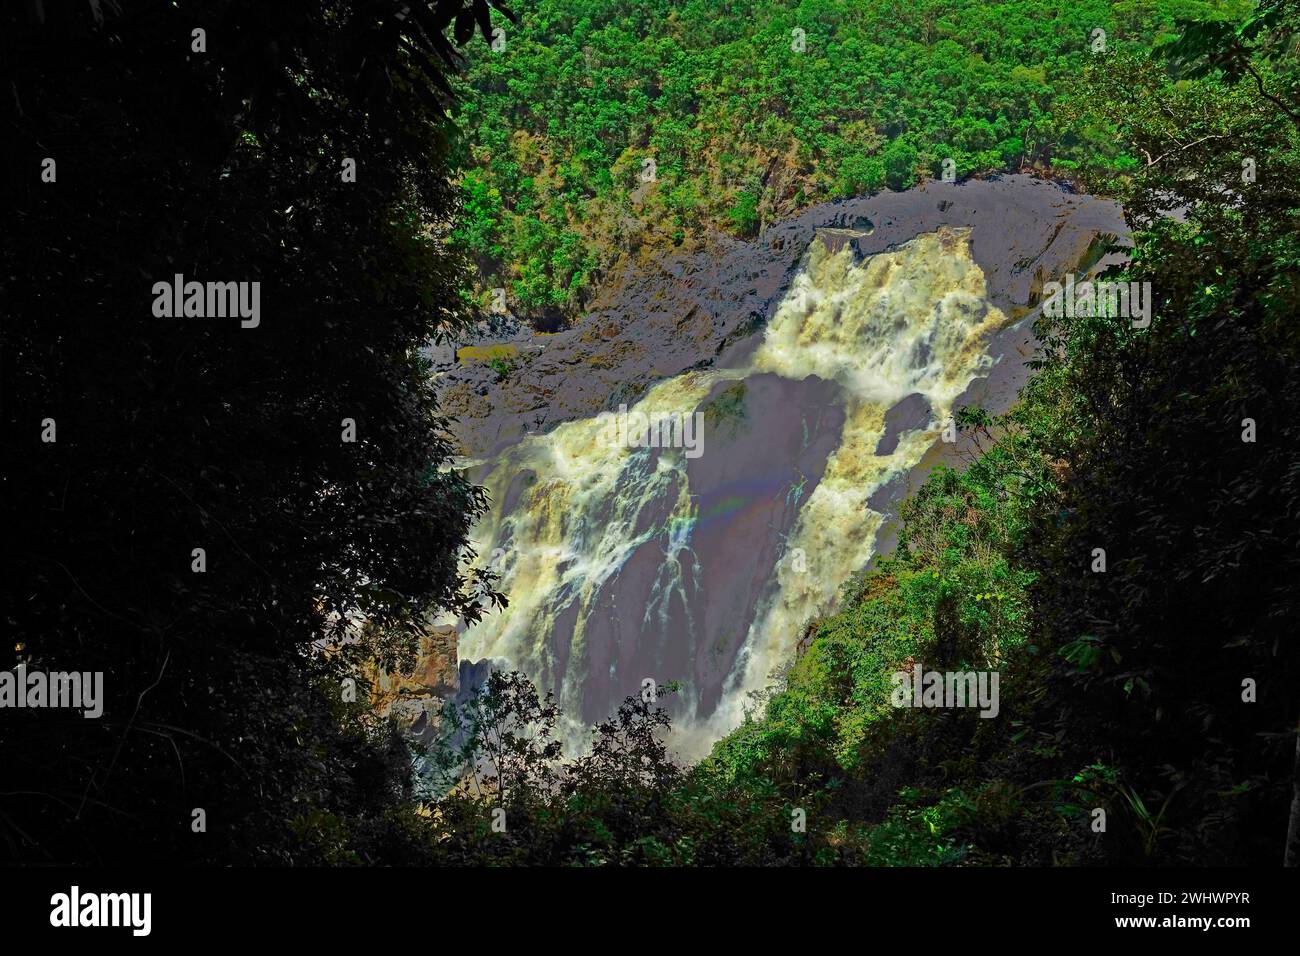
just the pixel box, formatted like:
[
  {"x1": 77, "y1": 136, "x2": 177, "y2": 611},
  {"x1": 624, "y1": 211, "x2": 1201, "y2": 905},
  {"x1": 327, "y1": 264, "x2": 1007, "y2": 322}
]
[{"x1": 0, "y1": 0, "x2": 512, "y2": 865}]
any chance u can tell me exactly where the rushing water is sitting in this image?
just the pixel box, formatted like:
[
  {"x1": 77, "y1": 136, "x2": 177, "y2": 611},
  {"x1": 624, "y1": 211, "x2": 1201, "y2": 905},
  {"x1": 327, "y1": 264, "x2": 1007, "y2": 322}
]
[{"x1": 449, "y1": 226, "x2": 1012, "y2": 757}]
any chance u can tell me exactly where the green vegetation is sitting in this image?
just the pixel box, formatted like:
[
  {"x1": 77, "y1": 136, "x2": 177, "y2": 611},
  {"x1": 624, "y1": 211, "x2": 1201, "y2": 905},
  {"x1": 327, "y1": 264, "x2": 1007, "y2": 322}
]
[
  {"x1": 450, "y1": 0, "x2": 1248, "y2": 314},
  {"x1": 457, "y1": 342, "x2": 522, "y2": 378}
]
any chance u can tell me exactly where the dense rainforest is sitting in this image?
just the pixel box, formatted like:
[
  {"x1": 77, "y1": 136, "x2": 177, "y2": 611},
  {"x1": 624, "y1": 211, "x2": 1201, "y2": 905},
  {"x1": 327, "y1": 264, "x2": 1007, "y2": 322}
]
[
  {"x1": 449, "y1": 0, "x2": 1250, "y2": 312},
  {"x1": 2, "y1": 0, "x2": 1298, "y2": 867}
]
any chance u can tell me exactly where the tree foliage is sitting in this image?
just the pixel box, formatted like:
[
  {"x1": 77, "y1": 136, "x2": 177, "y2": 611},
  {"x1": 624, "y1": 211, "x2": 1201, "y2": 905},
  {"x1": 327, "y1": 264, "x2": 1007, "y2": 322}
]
[{"x1": 450, "y1": 0, "x2": 1247, "y2": 314}]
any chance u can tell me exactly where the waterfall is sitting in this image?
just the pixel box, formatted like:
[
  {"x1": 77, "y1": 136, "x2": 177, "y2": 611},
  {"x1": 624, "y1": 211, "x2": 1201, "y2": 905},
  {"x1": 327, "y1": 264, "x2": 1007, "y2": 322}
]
[{"x1": 450, "y1": 226, "x2": 1010, "y2": 757}]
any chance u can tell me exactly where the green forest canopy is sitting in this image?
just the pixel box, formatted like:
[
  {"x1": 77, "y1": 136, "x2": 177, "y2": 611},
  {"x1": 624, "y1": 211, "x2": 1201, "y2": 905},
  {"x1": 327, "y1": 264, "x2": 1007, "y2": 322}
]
[{"x1": 450, "y1": 0, "x2": 1248, "y2": 312}]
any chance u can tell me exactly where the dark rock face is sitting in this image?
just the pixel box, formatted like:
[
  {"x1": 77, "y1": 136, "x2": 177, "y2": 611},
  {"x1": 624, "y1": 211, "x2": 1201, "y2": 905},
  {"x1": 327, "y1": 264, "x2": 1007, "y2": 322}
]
[{"x1": 877, "y1": 393, "x2": 932, "y2": 456}]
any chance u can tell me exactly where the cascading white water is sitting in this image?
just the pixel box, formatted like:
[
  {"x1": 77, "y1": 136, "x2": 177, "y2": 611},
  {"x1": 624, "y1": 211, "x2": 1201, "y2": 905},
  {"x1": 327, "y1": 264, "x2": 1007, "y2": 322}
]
[{"x1": 450, "y1": 227, "x2": 1010, "y2": 756}]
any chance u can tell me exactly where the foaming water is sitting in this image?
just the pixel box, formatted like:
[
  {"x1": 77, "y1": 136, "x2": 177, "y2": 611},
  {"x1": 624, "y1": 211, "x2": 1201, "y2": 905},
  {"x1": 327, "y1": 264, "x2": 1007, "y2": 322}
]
[{"x1": 452, "y1": 227, "x2": 1009, "y2": 756}]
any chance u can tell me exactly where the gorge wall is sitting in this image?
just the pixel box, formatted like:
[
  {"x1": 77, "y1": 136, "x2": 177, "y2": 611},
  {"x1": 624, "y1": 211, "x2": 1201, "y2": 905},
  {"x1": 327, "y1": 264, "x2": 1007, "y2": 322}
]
[{"x1": 431, "y1": 175, "x2": 1126, "y2": 759}]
